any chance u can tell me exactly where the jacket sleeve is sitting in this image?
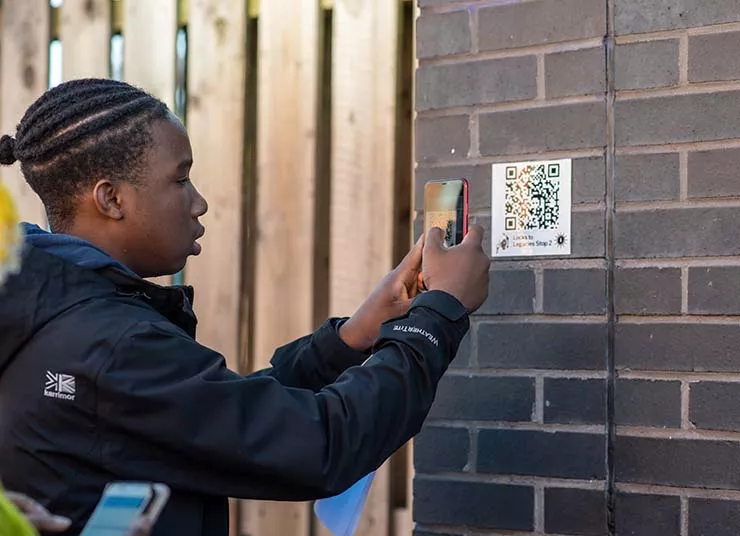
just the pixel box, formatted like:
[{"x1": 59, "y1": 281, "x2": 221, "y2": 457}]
[
  {"x1": 253, "y1": 318, "x2": 370, "y2": 392},
  {"x1": 96, "y1": 290, "x2": 469, "y2": 501}
]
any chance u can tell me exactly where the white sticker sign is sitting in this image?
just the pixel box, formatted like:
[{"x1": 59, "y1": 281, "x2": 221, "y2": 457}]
[{"x1": 491, "y1": 159, "x2": 572, "y2": 257}]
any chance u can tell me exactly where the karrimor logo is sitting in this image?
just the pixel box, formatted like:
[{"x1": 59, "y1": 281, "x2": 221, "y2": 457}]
[{"x1": 44, "y1": 371, "x2": 76, "y2": 401}]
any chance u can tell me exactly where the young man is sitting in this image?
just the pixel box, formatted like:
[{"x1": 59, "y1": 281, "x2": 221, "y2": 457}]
[{"x1": 0, "y1": 79, "x2": 490, "y2": 535}]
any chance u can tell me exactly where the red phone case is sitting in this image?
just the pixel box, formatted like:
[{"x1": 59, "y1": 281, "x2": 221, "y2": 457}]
[
  {"x1": 460, "y1": 178, "x2": 469, "y2": 237},
  {"x1": 423, "y1": 178, "x2": 469, "y2": 245}
]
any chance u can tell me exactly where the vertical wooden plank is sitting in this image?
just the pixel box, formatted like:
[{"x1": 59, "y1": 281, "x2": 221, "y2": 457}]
[
  {"x1": 330, "y1": 1, "x2": 399, "y2": 536},
  {"x1": 0, "y1": 0, "x2": 49, "y2": 227},
  {"x1": 245, "y1": 0, "x2": 318, "y2": 535},
  {"x1": 311, "y1": 13, "x2": 331, "y2": 533},
  {"x1": 60, "y1": 0, "x2": 110, "y2": 80},
  {"x1": 186, "y1": 0, "x2": 246, "y2": 363},
  {"x1": 123, "y1": 0, "x2": 177, "y2": 286},
  {"x1": 404, "y1": 3, "x2": 420, "y2": 534},
  {"x1": 393, "y1": 4, "x2": 416, "y2": 532},
  {"x1": 186, "y1": 1, "x2": 246, "y2": 529},
  {"x1": 123, "y1": 0, "x2": 176, "y2": 108}
]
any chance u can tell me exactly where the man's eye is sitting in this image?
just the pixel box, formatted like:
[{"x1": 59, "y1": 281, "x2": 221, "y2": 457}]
[{"x1": 177, "y1": 177, "x2": 191, "y2": 185}]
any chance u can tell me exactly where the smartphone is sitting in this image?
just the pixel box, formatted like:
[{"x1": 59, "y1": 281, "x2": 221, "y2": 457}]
[
  {"x1": 80, "y1": 482, "x2": 170, "y2": 536},
  {"x1": 423, "y1": 178, "x2": 469, "y2": 247}
]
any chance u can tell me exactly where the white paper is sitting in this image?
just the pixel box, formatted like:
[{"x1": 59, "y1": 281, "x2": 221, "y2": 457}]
[{"x1": 491, "y1": 159, "x2": 572, "y2": 257}]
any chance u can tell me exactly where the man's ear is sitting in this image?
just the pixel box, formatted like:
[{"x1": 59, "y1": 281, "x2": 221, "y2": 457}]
[{"x1": 92, "y1": 179, "x2": 124, "y2": 220}]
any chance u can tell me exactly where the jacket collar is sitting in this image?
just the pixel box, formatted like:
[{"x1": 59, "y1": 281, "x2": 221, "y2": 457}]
[{"x1": 98, "y1": 266, "x2": 198, "y2": 338}]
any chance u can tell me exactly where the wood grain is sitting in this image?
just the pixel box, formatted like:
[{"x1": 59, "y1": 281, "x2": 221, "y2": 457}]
[
  {"x1": 60, "y1": 0, "x2": 110, "y2": 80},
  {"x1": 331, "y1": 1, "x2": 400, "y2": 532},
  {"x1": 245, "y1": 0, "x2": 320, "y2": 534},
  {"x1": 0, "y1": 0, "x2": 49, "y2": 226}
]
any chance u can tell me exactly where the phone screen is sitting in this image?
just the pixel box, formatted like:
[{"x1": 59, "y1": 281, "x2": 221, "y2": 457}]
[
  {"x1": 80, "y1": 486, "x2": 151, "y2": 536},
  {"x1": 424, "y1": 179, "x2": 468, "y2": 247}
]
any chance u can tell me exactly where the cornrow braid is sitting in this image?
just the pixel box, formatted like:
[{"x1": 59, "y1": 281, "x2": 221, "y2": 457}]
[{"x1": 0, "y1": 78, "x2": 169, "y2": 231}]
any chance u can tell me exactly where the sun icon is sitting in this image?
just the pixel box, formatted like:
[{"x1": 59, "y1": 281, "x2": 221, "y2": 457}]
[{"x1": 556, "y1": 233, "x2": 568, "y2": 248}]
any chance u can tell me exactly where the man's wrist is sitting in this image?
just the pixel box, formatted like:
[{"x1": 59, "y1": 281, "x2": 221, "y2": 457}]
[
  {"x1": 338, "y1": 318, "x2": 373, "y2": 353},
  {"x1": 411, "y1": 290, "x2": 469, "y2": 321}
]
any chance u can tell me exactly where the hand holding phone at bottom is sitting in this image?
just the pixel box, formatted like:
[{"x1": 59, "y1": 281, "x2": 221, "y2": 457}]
[
  {"x1": 4, "y1": 491, "x2": 71, "y2": 533},
  {"x1": 422, "y1": 225, "x2": 490, "y2": 312},
  {"x1": 4, "y1": 490, "x2": 154, "y2": 536}
]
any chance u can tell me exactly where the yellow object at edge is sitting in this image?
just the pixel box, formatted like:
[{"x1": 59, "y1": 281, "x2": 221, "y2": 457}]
[{"x1": 0, "y1": 487, "x2": 38, "y2": 536}]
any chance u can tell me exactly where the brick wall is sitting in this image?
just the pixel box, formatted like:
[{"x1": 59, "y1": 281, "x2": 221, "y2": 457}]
[{"x1": 413, "y1": 1, "x2": 740, "y2": 535}]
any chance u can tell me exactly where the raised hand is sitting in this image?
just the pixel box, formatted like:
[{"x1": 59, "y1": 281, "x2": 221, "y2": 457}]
[
  {"x1": 421, "y1": 225, "x2": 490, "y2": 312},
  {"x1": 339, "y1": 235, "x2": 425, "y2": 351}
]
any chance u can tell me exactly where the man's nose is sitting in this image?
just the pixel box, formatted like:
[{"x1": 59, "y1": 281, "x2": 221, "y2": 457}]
[{"x1": 192, "y1": 186, "x2": 208, "y2": 217}]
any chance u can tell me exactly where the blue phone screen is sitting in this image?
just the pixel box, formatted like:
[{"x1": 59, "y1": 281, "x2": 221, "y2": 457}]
[{"x1": 80, "y1": 494, "x2": 148, "y2": 536}]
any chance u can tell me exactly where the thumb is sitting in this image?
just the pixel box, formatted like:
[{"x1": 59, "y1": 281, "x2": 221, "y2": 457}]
[
  {"x1": 28, "y1": 514, "x2": 71, "y2": 532},
  {"x1": 398, "y1": 234, "x2": 424, "y2": 273},
  {"x1": 461, "y1": 224, "x2": 484, "y2": 248},
  {"x1": 424, "y1": 227, "x2": 446, "y2": 255},
  {"x1": 397, "y1": 233, "x2": 424, "y2": 273}
]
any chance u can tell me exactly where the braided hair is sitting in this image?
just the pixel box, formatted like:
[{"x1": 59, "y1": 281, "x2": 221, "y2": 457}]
[{"x1": 0, "y1": 78, "x2": 169, "y2": 231}]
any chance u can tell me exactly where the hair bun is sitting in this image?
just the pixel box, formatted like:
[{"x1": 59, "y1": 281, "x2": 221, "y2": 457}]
[{"x1": 0, "y1": 135, "x2": 17, "y2": 165}]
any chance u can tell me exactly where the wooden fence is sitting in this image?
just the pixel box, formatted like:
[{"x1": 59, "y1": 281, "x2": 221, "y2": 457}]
[{"x1": 0, "y1": 0, "x2": 417, "y2": 535}]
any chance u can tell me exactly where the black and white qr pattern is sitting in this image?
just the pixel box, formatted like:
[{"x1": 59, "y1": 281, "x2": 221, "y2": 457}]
[{"x1": 504, "y1": 163, "x2": 561, "y2": 231}]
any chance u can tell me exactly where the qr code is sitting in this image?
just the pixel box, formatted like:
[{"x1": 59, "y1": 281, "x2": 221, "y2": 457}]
[{"x1": 504, "y1": 163, "x2": 561, "y2": 231}]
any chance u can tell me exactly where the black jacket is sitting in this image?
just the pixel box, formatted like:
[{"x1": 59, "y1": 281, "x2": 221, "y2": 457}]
[{"x1": 0, "y1": 246, "x2": 469, "y2": 535}]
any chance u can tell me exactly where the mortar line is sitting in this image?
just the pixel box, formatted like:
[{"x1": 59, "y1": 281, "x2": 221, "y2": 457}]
[
  {"x1": 612, "y1": 21, "x2": 740, "y2": 43},
  {"x1": 679, "y1": 150, "x2": 689, "y2": 200},
  {"x1": 534, "y1": 376, "x2": 545, "y2": 424},
  {"x1": 470, "y1": 4, "x2": 479, "y2": 54},
  {"x1": 617, "y1": 482, "x2": 740, "y2": 500},
  {"x1": 418, "y1": 37, "x2": 605, "y2": 65},
  {"x1": 467, "y1": 427, "x2": 478, "y2": 474},
  {"x1": 469, "y1": 112, "x2": 480, "y2": 158},
  {"x1": 417, "y1": 94, "x2": 603, "y2": 118},
  {"x1": 681, "y1": 496, "x2": 689, "y2": 536},
  {"x1": 619, "y1": 370, "x2": 740, "y2": 382},
  {"x1": 604, "y1": 0, "x2": 618, "y2": 532},
  {"x1": 537, "y1": 54, "x2": 546, "y2": 100},
  {"x1": 534, "y1": 266, "x2": 545, "y2": 313},
  {"x1": 534, "y1": 483, "x2": 545, "y2": 533},
  {"x1": 679, "y1": 33, "x2": 689, "y2": 86},
  {"x1": 617, "y1": 80, "x2": 740, "y2": 100},
  {"x1": 681, "y1": 381, "x2": 692, "y2": 429},
  {"x1": 618, "y1": 256, "x2": 740, "y2": 268}
]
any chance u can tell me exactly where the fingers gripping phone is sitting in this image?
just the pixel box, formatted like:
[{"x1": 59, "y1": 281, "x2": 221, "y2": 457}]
[
  {"x1": 80, "y1": 482, "x2": 170, "y2": 536},
  {"x1": 423, "y1": 178, "x2": 469, "y2": 247}
]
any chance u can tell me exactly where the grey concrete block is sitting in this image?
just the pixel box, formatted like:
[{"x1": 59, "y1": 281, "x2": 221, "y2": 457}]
[
  {"x1": 616, "y1": 0, "x2": 740, "y2": 34},
  {"x1": 615, "y1": 267, "x2": 682, "y2": 314},
  {"x1": 480, "y1": 102, "x2": 606, "y2": 156},
  {"x1": 616, "y1": 91, "x2": 740, "y2": 147},
  {"x1": 417, "y1": 10, "x2": 471, "y2": 59},
  {"x1": 616, "y1": 153, "x2": 680, "y2": 202},
  {"x1": 688, "y1": 148, "x2": 740, "y2": 199},
  {"x1": 479, "y1": 0, "x2": 605, "y2": 51},
  {"x1": 416, "y1": 56, "x2": 537, "y2": 110},
  {"x1": 615, "y1": 40, "x2": 679, "y2": 90},
  {"x1": 415, "y1": 115, "x2": 469, "y2": 163},
  {"x1": 546, "y1": 47, "x2": 606, "y2": 98}
]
